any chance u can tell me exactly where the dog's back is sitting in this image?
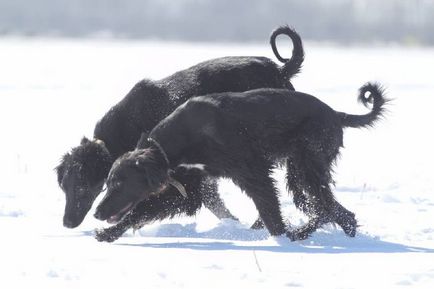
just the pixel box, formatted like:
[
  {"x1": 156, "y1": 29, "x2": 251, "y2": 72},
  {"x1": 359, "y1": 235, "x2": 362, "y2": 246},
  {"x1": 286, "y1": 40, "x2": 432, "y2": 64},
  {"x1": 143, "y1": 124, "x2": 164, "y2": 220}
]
[
  {"x1": 215, "y1": 88, "x2": 332, "y2": 122},
  {"x1": 149, "y1": 88, "x2": 341, "y2": 166},
  {"x1": 95, "y1": 27, "x2": 304, "y2": 157},
  {"x1": 157, "y1": 56, "x2": 285, "y2": 107},
  {"x1": 189, "y1": 88, "x2": 339, "y2": 140}
]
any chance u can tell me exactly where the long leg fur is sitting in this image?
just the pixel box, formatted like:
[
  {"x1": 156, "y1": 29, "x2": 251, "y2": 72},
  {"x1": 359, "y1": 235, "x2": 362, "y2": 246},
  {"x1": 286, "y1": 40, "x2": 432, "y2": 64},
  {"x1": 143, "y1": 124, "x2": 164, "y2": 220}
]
[
  {"x1": 285, "y1": 129, "x2": 357, "y2": 240},
  {"x1": 232, "y1": 159, "x2": 286, "y2": 236}
]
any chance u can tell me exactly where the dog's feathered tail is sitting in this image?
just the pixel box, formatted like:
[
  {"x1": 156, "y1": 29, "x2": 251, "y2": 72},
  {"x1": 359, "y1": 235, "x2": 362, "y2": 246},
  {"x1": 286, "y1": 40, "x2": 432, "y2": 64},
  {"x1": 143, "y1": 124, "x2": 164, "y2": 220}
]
[
  {"x1": 338, "y1": 82, "x2": 388, "y2": 128},
  {"x1": 270, "y1": 25, "x2": 305, "y2": 82}
]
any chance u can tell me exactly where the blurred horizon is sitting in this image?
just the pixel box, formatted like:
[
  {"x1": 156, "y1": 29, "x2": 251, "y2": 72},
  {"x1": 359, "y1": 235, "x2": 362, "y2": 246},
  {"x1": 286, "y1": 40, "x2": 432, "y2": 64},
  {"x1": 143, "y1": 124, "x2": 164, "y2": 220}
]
[{"x1": 1, "y1": 0, "x2": 434, "y2": 45}]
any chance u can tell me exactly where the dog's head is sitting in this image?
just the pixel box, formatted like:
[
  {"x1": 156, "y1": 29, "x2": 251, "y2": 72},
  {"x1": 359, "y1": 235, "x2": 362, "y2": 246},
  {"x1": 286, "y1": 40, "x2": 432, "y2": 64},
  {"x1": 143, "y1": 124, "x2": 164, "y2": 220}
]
[
  {"x1": 56, "y1": 137, "x2": 112, "y2": 228},
  {"x1": 94, "y1": 148, "x2": 171, "y2": 224}
]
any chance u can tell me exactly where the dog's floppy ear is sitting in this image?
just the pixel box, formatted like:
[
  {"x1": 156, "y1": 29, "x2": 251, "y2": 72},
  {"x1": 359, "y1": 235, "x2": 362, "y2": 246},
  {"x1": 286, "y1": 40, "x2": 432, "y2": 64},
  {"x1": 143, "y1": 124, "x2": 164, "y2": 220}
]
[
  {"x1": 55, "y1": 153, "x2": 71, "y2": 186},
  {"x1": 80, "y1": 137, "x2": 91, "y2": 146},
  {"x1": 134, "y1": 153, "x2": 148, "y2": 169}
]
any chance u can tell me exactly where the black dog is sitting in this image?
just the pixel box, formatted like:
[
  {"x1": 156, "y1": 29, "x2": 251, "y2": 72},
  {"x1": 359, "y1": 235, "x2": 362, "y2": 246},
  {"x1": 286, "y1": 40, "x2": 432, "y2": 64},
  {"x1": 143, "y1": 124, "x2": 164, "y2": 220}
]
[
  {"x1": 94, "y1": 84, "x2": 387, "y2": 241},
  {"x1": 56, "y1": 26, "x2": 305, "y2": 229}
]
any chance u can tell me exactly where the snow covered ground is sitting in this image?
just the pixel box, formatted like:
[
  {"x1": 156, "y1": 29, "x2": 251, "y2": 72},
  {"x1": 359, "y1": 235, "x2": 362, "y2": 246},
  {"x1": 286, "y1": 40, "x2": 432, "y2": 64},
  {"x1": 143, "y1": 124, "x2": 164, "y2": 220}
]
[{"x1": 0, "y1": 37, "x2": 433, "y2": 288}]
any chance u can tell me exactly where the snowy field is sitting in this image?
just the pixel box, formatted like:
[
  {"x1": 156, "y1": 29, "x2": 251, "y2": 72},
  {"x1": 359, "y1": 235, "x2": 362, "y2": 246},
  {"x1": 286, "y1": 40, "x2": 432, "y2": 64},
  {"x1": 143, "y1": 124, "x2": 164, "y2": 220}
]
[{"x1": 0, "y1": 37, "x2": 433, "y2": 288}]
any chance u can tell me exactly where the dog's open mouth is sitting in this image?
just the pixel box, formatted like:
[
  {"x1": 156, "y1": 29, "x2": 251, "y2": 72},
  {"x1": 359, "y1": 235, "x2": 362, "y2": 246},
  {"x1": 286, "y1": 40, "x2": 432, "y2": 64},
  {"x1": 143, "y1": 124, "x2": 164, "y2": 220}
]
[{"x1": 107, "y1": 201, "x2": 135, "y2": 224}]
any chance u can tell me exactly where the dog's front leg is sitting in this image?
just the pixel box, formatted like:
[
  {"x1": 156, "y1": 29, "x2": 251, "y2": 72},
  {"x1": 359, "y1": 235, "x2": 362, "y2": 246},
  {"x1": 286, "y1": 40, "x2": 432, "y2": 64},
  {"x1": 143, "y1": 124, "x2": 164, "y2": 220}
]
[
  {"x1": 95, "y1": 217, "x2": 132, "y2": 242},
  {"x1": 232, "y1": 162, "x2": 287, "y2": 236},
  {"x1": 94, "y1": 190, "x2": 188, "y2": 243},
  {"x1": 94, "y1": 168, "x2": 206, "y2": 242}
]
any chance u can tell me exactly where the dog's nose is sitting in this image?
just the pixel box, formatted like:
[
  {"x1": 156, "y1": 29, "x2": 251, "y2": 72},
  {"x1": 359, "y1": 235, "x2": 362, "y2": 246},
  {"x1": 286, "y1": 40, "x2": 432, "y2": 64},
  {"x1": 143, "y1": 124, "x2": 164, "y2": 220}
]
[{"x1": 63, "y1": 218, "x2": 77, "y2": 228}]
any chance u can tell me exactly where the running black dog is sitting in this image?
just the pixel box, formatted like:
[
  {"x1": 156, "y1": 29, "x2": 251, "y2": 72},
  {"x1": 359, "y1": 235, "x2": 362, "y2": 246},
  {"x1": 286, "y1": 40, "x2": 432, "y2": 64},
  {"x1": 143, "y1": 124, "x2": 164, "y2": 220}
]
[
  {"x1": 94, "y1": 84, "x2": 387, "y2": 241},
  {"x1": 56, "y1": 26, "x2": 304, "y2": 229}
]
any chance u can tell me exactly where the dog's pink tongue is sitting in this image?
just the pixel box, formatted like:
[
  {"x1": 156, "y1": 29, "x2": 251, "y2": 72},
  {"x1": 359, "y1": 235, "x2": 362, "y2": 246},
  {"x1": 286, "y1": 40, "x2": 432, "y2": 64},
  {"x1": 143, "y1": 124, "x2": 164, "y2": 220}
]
[
  {"x1": 107, "y1": 216, "x2": 118, "y2": 224},
  {"x1": 106, "y1": 202, "x2": 133, "y2": 224}
]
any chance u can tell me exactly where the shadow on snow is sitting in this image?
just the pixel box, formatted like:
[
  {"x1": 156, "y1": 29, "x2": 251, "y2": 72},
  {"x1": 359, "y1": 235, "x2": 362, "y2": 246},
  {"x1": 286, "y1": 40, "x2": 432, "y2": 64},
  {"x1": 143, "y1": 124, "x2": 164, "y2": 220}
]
[{"x1": 109, "y1": 221, "x2": 434, "y2": 254}]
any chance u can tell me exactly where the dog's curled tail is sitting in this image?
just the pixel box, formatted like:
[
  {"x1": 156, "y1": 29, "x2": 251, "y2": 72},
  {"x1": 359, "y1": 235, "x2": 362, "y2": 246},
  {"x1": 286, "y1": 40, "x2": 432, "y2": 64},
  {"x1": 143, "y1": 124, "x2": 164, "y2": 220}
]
[
  {"x1": 270, "y1": 25, "x2": 305, "y2": 81},
  {"x1": 339, "y1": 82, "x2": 388, "y2": 128}
]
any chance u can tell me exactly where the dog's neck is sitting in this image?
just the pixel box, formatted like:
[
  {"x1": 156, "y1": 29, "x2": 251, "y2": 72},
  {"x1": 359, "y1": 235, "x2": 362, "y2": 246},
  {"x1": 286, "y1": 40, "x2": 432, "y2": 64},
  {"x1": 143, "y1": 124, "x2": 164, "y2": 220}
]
[{"x1": 147, "y1": 137, "x2": 187, "y2": 198}]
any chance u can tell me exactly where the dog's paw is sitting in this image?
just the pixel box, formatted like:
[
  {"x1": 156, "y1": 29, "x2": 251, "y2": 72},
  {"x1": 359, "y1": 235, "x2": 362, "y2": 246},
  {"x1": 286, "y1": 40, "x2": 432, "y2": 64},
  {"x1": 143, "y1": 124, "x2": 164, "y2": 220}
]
[
  {"x1": 94, "y1": 227, "x2": 123, "y2": 243},
  {"x1": 334, "y1": 212, "x2": 358, "y2": 237},
  {"x1": 250, "y1": 218, "x2": 265, "y2": 230},
  {"x1": 338, "y1": 218, "x2": 358, "y2": 237},
  {"x1": 285, "y1": 218, "x2": 321, "y2": 241},
  {"x1": 286, "y1": 229, "x2": 311, "y2": 241}
]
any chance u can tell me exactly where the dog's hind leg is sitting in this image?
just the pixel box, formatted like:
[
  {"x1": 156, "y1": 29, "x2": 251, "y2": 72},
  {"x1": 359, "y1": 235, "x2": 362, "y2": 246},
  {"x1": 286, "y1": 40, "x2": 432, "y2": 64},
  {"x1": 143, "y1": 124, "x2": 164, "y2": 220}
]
[
  {"x1": 287, "y1": 190, "x2": 357, "y2": 240},
  {"x1": 250, "y1": 156, "x2": 313, "y2": 231},
  {"x1": 298, "y1": 153, "x2": 357, "y2": 237},
  {"x1": 285, "y1": 154, "x2": 335, "y2": 240},
  {"x1": 286, "y1": 157, "x2": 314, "y2": 216},
  {"x1": 201, "y1": 178, "x2": 239, "y2": 221},
  {"x1": 232, "y1": 160, "x2": 286, "y2": 236},
  {"x1": 250, "y1": 218, "x2": 265, "y2": 230},
  {"x1": 330, "y1": 200, "x2": 357, "y2": 237},
  {"x1": 284, "y1": 155, "x2": 329, "y2": 240},
  {"x1": 285, "y1": 141, "x2": 357, "y2": 240}
]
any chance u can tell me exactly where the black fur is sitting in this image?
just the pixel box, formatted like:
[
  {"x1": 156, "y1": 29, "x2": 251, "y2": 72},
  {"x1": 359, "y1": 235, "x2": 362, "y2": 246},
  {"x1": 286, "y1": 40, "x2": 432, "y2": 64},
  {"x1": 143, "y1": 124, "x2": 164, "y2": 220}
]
[
  {"x1": 270, "y1": 25, "x2": 304, "y2": 79},
  {"x1": 56, "y1": 138, "x2": 112, "y2": 228},
  {"x1": 56, "y1": 26, "x2": 305, "y2": 228},
  {"x1": 95, "y1": 83, "x2": 388, "y2": 241}
]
